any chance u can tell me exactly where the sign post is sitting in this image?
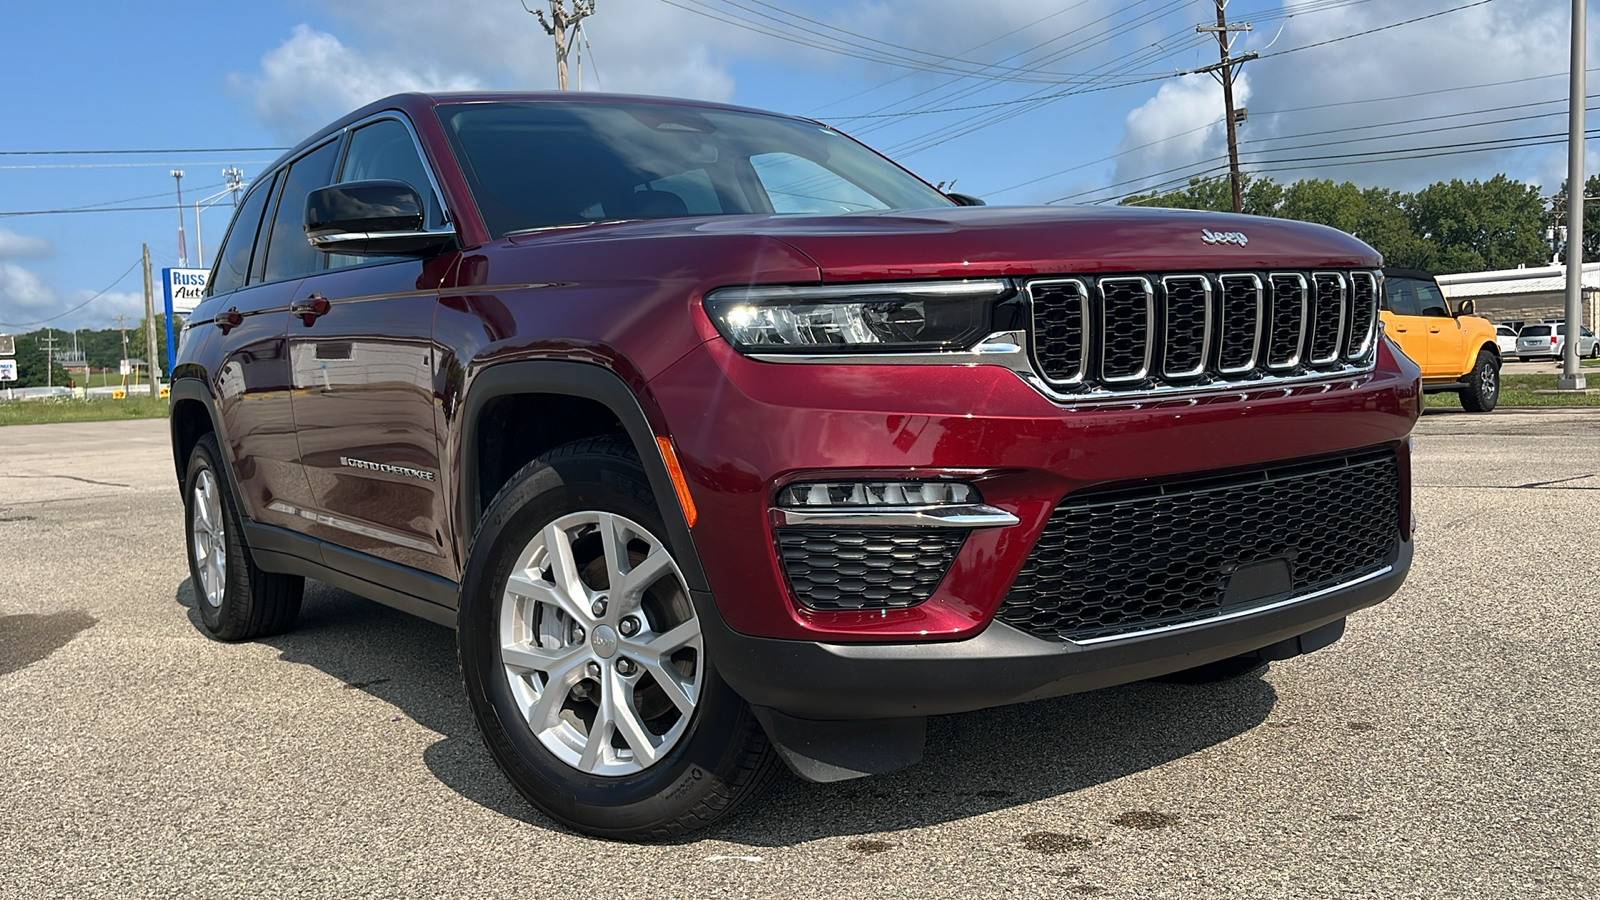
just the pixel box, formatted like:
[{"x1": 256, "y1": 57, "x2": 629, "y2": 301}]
[
  {"x1": 162, "y1": 267, "x2": 208, "y2": 374},
  {"x1": 0, "y1": 334, "x2": 12, "y2": 400}
]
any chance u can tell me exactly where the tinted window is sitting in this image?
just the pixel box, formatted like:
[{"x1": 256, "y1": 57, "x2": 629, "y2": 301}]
[
  {"x1": 1384, "y1": 279, "x2": 1420, "y2": 317},
  {"x1": 1497, "y1": 326, "x2": 1516, "y2": 337},
  {"x1": 437, "y1": 101, "x2": 952, "y2": 238},
  {"x1": 1522, "y1": 325, "x2": 1551, "y2": 337},
  {"x1": 327, "y1": 119, "x2": 443, "y2": 270},
  {"x1": 207, "y1": 173, "x2": 277, "y2": 297},
  {"x1": 338, "y1": 118, "x2": 442, "y2": 227},
  {"x1": 261, "y1": 139, "x2": 341, "y2": 283}
]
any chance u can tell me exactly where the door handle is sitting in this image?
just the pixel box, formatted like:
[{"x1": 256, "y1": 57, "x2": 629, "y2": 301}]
[
  {"x1": 291, "y1": 293, "x2": 331, "y2": 326},
  {"x1": 216, "y1": 308, "x2": 243, "y2": 334}
]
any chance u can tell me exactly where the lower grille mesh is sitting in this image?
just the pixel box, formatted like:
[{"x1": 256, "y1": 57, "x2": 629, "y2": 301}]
[
  {"x1": 997, "y1": 447, "x2": 1399, "y2": 642},
  {"x1": 778, "y1": 528, "x2": 968, "y2": 611}
]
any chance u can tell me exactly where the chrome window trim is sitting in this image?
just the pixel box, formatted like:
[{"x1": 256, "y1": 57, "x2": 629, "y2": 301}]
[
  {"x1": 1026, "y1": 278, "x2": 1089, "y2": 385},
  {"x1": 1160, "y1": 274, "x2": 1213, "y2": 379},
  {"x1": 773, "y1": 504, "x2": 1020, "y2": 528},
  {"x1": 1309, "y1": 271, "x2": 1349, "y2": 365},
  {"x1": 1265, "y1": 272, "x2": 1309, "y2": 371},
  {"x1": 1217, "y1": 272, "x2": 1264, "y2": 374},
  {"x1": 1098, "y1": 276, "x2": 1154, "y2": 383},
  {"x1": 309, "y1": 229, "x2": 459, "y2": 249},
  {"x1": 1065, "y1": 563, "x2": 1394, "y2": 646}
]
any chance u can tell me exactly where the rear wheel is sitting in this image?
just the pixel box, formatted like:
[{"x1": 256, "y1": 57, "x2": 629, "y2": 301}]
[
  {"x1": 1458, "y1": 350, "x2": 1499, "y2": 413},
  {"x1": 183, "y1": 432, "x2": 304, "y2": 640},
  {"x1": 457, "y1": 437, "x2": 778, "y2": 840}
]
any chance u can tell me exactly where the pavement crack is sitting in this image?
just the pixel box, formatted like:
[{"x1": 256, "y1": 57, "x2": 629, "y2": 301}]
[{"x1": 0, "y1": 474, "x2": 130, "y2": 488}]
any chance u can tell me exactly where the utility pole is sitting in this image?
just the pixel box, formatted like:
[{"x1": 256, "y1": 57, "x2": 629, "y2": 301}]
[
  {"x1": 40, "y1": 329, "x2": 59, "y2": 388},
  {"x1": 1560, "y1": 0, "x2": 1588, "y2": 391},
  {"x1": 1196, "y1": 1, "x2": 1255, "y2": 214},
  {"x1": 523, "y1": 0, "x2": 597, "y2": 90},
  {"x1": 143, "y1": 243, "x2": 161, "y2": 394},
  {"x1": 171, "y1": 170, "x2": 187, "y2": 267}
]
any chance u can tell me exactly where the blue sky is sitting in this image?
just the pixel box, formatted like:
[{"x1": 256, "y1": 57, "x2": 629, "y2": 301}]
[{"x1": 0, "y1": 0, "x2": 1590, "y2": 332}]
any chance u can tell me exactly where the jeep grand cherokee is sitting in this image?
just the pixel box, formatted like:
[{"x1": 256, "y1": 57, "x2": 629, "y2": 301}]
[{"x1": 169, "y1": 92, "x2": 1418, "y2": 840}]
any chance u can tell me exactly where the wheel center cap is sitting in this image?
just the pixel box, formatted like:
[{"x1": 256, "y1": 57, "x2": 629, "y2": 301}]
[{"x1": 591, "y1": 625, "x2": 619, "y2": 659}]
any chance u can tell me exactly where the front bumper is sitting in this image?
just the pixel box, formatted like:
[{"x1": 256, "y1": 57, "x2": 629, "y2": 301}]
[
  {"x1": 703, "y1": 536, "x2": 1410, "y2": 721},
  {"x1": 648, "y1": 336, "x2": 1420, "y2": 643}
]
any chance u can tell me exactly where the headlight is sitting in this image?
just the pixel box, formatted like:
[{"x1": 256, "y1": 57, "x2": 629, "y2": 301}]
[{"x1": 704, "y1": 279, "x2": 1010, "y2": 353}]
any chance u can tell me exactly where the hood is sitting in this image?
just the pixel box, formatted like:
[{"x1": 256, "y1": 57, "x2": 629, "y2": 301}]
[{"x1": 507, "y1": 205, "x2": 1381, "y2": 282}]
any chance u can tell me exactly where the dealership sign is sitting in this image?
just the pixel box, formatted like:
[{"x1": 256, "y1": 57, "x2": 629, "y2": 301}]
[{"x1": 163, "y1": 268, "x2": 208, "y2": 314}]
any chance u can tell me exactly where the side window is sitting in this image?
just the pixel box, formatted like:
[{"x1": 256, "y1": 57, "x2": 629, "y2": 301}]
[
  {"x1": 260, "y1": 139, "x2": 341, "y2": 284},
  {"x1": 1415, "y1": 281, "x2": 1450, "y2": 317},
  {"x1": 327, "y1": 119, "x2": 443, "y2": 270},
  {"x1": 206, "y1": 172, "x2": 277, "y2": 297},
  {"x1": 751, "y1": 153, "x2": 891, "y2": 214},
  {"x1": 1384, "y1": 279, "x2": 1420, "y2": 317}
]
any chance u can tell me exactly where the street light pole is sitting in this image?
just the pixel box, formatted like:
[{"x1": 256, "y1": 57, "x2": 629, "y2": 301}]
[
  {"x1": 1560, "y1": 0, "x2": 1588, "y2": 391},
  {"x1": 171, "y1": 170, "x2": 188, "y2": 268}
]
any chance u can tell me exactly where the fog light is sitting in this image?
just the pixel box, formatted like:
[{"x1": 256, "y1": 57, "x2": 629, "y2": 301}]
[{"x1": 778, "y1": 481, "x2": 978, "y2": 508}]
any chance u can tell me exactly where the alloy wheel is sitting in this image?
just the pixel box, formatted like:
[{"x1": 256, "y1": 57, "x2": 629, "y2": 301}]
[
  {"x1": 190, "y1": 469, "x2": 227, "y2": 608},
  {"x1": 499, "y1": 511, "x2": 701, "y2": 777}
]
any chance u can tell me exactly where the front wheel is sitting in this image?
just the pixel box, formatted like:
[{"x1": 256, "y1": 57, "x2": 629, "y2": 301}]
[
  {"x1": 1458, "y1": 350, "x2": 1499, "y2": 413},
  {"x1": 457, "y1": 437, "x2": 777, "y2": 840}
]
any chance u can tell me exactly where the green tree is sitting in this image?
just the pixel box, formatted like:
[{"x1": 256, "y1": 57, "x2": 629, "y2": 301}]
[
  {"x1": 1547, "y1": 173, "x2": 1600, "y2": 260},
  {"x1": 8, "y1": 332, "x2": 71, "y2": 389},
  {"x1": 1407, "y1": 175, "x2": 1549, "y2": 274},
  {"x1": 1274, "y1": 179, "x2": 1433, "y2": 270},
  {"x1": 1119, "y1": 174, "x2": 1282, "y2": 216}
]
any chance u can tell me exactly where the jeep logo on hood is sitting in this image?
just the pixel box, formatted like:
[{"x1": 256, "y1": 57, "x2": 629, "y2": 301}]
[{"x1": 1201, "y1": 228, "x2": 1248, "y2": 247}]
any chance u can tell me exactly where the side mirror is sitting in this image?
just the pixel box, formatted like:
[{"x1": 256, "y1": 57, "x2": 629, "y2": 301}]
[
  {"x1": 1456, "y1": 298, "x2": 1476, "y2": 317},
  {"x1": 304, "y1": 180, "x2": 455, "y2": 256},
  {"x1": 947, "y1": 192, "x2": 986, "y2": 207}
]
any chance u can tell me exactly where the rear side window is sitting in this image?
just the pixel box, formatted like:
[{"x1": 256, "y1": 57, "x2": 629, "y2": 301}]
[
  {"x1": 207, "y1": 173, "x2": 277, "y2": 297},
  {"x1": 1384, "y1": 279, "x2": 1420, "y2": 317},
  {"x1": 260, "y1": 140, "x2": 341, "y2": 284},
  {"x1": 1497, "y1": 327, "x2": 1515, "y2": 337}
]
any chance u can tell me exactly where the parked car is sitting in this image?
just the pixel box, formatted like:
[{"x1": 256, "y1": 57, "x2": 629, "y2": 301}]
[
  {"x1": 1515, "y1": 322, "x2": 1600, "y2": 361},
  {"x1": 169, "y1": 91, "x2": 1418, "y2": 840},
  {"x1": 1379, "y1": 268, "x2": 1501, "y2": 411},
  {"x1": 1496, "y1": 325, "x2": 1519, "y2": 355}
]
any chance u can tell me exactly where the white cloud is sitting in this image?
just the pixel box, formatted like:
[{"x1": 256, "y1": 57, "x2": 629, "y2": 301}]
[
  {"x1": 1111, "y1": 0, "x2": 1583, "y2": 197},
  {"x1": 1112, "y1": 73, "x2": 1247, "y2": 199},
  {"x1": 0, "y1": 263, "x2": 147, "y2": 332},
  {"x1": 0, "y1": 230, "x2": 52, "y2": 260},
  {"x1": 239, "y1": 24, "x2": 485, "y2": 142},
  {"x1": 235, "y1": 2, "x2": 739, "y2": 141}
]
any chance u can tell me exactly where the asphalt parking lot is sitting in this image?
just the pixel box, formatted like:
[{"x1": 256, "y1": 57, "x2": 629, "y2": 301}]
[{"x1": 1, "y1": 411, "x2": 1595, "y2": 899}]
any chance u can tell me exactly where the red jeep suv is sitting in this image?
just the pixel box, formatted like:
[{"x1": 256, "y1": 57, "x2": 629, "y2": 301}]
[{"x1": 169, "y1": 92, "x2": 1418, "y2": 840}]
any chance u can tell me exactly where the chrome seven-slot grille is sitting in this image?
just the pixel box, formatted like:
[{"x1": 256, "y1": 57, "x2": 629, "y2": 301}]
[
  {"x1": 1028, "y1": 270, "x2": 1378, "y2": 394},
  {"x1": 997, "y1": 447, "x2": 1400, "y2": 643}
]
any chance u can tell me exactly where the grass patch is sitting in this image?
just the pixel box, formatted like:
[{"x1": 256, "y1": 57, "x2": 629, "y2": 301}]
[
  {"x1": 1426, "y1": 373, "x2": 1600, "y2": 408},
  {"x1": 0, "y1": 396, "x2": 169, "y2": 426}
]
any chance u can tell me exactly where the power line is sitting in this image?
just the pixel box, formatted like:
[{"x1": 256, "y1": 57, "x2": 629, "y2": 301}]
[
  {"x1": 1256, "y1": 0, "x2": 1500, "y2": 59},
  {"x1": 0, "y1": 147, "x2": 287, "y2": 156},
  {"x1": 0, "y1": 257, "x2": 143, "y2": 328}
]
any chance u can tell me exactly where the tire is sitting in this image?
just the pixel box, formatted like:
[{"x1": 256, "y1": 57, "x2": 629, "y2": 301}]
[
  {"x1": 1458, "y1": 349, "x2": 1499, "y2": 413},
  {"x1": 457, "y1": 436, "x2": 778, "y2": 840},
  {"x1": 1589, "y1": 342, "x2": 1599, "y2": 360},
  {"x1": 183, "y1": 432, "x2": 304, "y2": 640},
  {"x1": 1151, "y1": 654, "x2": 1267, "y2": 684}
]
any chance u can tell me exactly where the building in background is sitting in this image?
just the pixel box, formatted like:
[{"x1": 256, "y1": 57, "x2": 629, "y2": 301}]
[{"x1": 1437, "y1": 263, "x2": 1600, "y2": 330}]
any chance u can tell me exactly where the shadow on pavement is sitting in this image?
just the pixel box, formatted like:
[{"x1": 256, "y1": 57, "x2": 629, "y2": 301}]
[{"x1": 174, "y1": 577, "x2": 1278, "y2": 845}]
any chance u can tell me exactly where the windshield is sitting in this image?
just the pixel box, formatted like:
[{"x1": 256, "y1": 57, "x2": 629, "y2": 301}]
[{"x1": 437, "y1": 101, "x2": 954, "y2": 238}]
